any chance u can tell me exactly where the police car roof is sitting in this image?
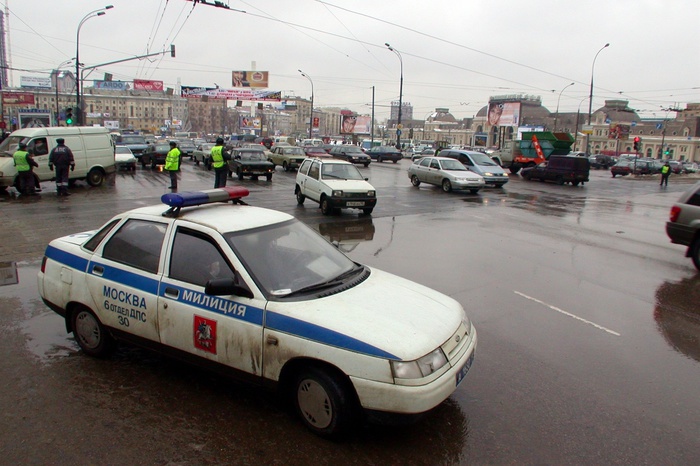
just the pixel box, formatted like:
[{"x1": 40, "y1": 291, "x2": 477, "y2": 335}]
[{"x1": 127, "y1": 203, "x2": 294, "y2": 233}]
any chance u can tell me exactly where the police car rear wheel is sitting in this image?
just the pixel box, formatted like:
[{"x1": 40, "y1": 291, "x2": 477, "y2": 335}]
[
  {"x1": 71, "y1": 307, "x2": 115, "y2": 358},
  {"x1": 294, "y1": 366, "x2": 353, "y2": 438}
]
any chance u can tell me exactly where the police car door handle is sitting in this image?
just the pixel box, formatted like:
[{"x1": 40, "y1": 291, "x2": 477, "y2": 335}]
[
  {"x1": 92, "y1": 265, "x2": 104, "y2": 276},
  {"x1": 164, "y1": 287, "x2": 179, "y2": 298}
]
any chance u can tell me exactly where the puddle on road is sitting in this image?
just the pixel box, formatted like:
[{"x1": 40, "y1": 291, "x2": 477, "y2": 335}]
[{"x1": 0, "y1": 261, "x2": 77, "y2": 363}]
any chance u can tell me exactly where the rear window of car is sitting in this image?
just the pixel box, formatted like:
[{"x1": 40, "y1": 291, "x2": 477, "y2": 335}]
[{"x1": 686, "y1": 188, "x2": 700, "y2": 207}]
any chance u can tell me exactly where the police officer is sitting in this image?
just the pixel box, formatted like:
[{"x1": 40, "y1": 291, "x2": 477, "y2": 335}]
[
  {"x1": 13, "y1": 142, "x2": 38, "y2": 196},
  {"x1": 210, "y1": 137, "x2": 230, "y2": 188},
  {"x1": 48, "y1": 138, "x2": 75, "y2": 196},
  {"x1": 165, "y1": 141, "x2": 181, "y2": 190},
  {"x1": 660, "y1": 161, "x2": 671, "y2": 187}
]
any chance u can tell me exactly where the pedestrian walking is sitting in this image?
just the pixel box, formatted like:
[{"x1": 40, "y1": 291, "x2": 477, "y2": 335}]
[
  {"x1": 48, "y1": 138, "x2": 75, "y2": 196},
  {"x1": 165, "y1": 141, "x2": 181, "y2": 190},
  {"x1": 660, "y1": 161, "x2": 671, "y2": 187},
  {"x1": 210, "y1": 137, "x2": 230, "y2": 188},
  {"x1": 13, "y1": 142, "x2": 38, "y2": 196}
]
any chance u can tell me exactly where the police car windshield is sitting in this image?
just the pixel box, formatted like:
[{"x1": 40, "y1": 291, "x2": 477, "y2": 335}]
[{"x1": 225, "y1": 219, "x2": 356, "y2": 298}]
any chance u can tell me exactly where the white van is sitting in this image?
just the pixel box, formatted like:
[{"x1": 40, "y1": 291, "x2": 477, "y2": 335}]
[
  {"x1": 301, "y1": 138, "x2": 324, "y2": 147},
  {"x1": 0, "y1": 126, "x2": 116, "y2": 192}
]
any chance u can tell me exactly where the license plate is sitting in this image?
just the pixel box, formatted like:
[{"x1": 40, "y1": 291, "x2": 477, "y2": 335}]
[
  {"x1": 346, "y1": 201, "x2": 365, "y2": 207},
  {"x1": 455, "y1": 352, "x2": 475, "y2": 386}
]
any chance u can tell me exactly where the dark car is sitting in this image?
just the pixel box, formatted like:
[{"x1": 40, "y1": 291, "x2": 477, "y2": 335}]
[
  {"x1": 611, "y1": 160, "x2": 634, "y2": 177},
  {"x1": 141, "y1": 143, "x2": 172, "y2": 168},
  {"x1": 329, "y1": 145, "x2": 371, "y2": 166},
  {"x1": 303, "y1": 146, "x2": 330, "y2": 158},
  {"x1": 666, "y1": 181, "x2": 700, "y2": 270},
  {"x1": 366, "y1": 146, "x2": 402, "y2": 163},
  {"x1": 589, "y1": 154, "x2": 616, "y2": 169},
  {"x1": 177, "y1": 139, "x2": 197, "y2": 160},
  {"x1": 228, "y1": 148, "x2": 274, "y2": 181},
  {"x1": 521, "y1": 155, "x2": 590, "y2": 186},
  {"x1": 116, "y1": 134, "x2": 149, "y2": 160}
]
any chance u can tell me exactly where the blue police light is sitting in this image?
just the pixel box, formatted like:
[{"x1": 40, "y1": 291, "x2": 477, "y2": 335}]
[{"x1": 161, "y1": 187, "x2": 249, "y2": 216}]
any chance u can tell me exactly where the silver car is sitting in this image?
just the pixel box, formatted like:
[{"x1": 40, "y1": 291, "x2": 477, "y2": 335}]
[{"x1": 408, "y1": 156, "x2": 485, "y2": 193}]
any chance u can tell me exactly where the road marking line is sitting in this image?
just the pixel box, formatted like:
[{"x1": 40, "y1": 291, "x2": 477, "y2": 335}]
[{"x1": 514, "y1": 291, "x2": 621, "y2": 336}]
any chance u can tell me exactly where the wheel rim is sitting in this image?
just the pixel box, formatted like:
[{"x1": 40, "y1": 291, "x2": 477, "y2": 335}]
[
  {"x1": 411, "y1": 176, "x2": 420, "y2": 186},
  {"x1": 75, "y1": 311, "x2": 101, "y2": 350},
  {"x1": 297, "y1": 378, "x2": 333, "y2": 429},
  {"x1": 443, "y1": 180, "x2": 451, "y2": 192}
]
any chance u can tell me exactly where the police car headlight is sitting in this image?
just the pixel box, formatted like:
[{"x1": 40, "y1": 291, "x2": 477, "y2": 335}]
[{"x1": 391, "y1": 348, "x2": 448, "y2": 379}]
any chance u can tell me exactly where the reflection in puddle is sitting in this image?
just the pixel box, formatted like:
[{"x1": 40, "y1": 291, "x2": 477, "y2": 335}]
[
  {"x1": 654, "y1": 276, "x2": 700, "y2": 362},
  {"x1": 21, "y1": 311, "x2": 77, "y2": 361},
  {"x1": 314, "y1": 217, "x2": 376, "y2": 253}
]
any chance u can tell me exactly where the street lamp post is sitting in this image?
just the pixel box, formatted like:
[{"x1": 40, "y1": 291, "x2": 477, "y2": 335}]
[
  {"x1": 298, "y1": 70, "x2": 313, "y2": 140},
  {"x1": 385, "y1": 43, "x2": 403, "y2": 150},
  {"x1": 586, "y1": 43, "x2": 610, "y2": 155},
  {"x1": 76, "y1": 5, "x2": 113, "y2": 126},
  {"x1": 553, "y1": 82, "x2": 574, "y2": 132}
]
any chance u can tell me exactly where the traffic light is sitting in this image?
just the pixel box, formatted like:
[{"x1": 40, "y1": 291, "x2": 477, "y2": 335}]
[
  {"x1": 65, "y1": 107, "x2": 74, "y2": 125},
  {"x1": 633, "y1": 136, "x2": 641, "y2": 151}
]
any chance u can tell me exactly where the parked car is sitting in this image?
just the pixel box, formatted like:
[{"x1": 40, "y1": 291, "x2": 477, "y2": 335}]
[
  {"x1": 412, "y1": 148, "x2": 435, "y2": 162},
  {"x1": 439, "y1": 149, "x2": 509, "y2": 187},
  {"x1": 269, "y1": 145, "x2": 307, "y2": 172},
  {"x1": 366, "y1": 146, "x2": 402, "y2": 163},
  {"x1": 303, "y1": 146, "x2": 330, "y2": 158},
  {"x1": 192, "y1": 143, "x2": 216, "y2": 167},
  {"x1": 177, "y1": 139, "x2": 197, "y2": 160},
  {"x1": 408, "y1": 156, "x2": 485, "y2": 194},
  {"x1": 521, "y1": 155, "x2": 590, "y2": 186},
  {"x1": 668, "y1": 160, "x2": 684, "y2": 174},
  {"x1": 141, "y1": 142, "x2": 172, "y2": 168},
  {"x1": 666, "y1": 181, "x2": 700, "y2": 270},
  {"x1": 228, "y1": 148, "x2": 274, "y2": 181},
  {"x1": 682, "y1": 162, "x2": 699, "y2": 173},
  {"x1": 37, "y1": 187, "x2": 477, "y2": 438},
  {"x1": 115, "y1": 146, "x2": 136, "y2": 171},
  {"x1": 589, "y1": 154, "x2": 616, "y2": 169},
  {"x1": 115, "y1": 133, "x2": 149, "y2": 161},
  {"x1": 329, "y1": 145, "x2": 371, "y2": 166},
  {"x1": 295, "y1": 158, "x2": 376, "y2": 215},
  {"x1": 611, "y1": 160, "x2": 634, "y2": 177}
]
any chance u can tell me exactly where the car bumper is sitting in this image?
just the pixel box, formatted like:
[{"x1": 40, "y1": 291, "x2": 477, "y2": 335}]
[
  {"x1": 483, "y1": 176, "x2": 509, "y2": 185},
  {"x1": 351, "y1": 328, "x2": 477, "y2": 414},
  {"x1": 451, "y1": 180, "x2": 486, "y2": 190},
  {"x1": 328, "y1": 196, "x2": 377, "y2": 210},
  {"x1": 666, "y1": 221, "x2": 695, "y2": 246}
]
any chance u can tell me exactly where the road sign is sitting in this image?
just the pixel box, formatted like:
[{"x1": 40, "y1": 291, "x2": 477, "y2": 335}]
[{"x1": 581, "y1": 124, "x2": 593, "y2": 135}]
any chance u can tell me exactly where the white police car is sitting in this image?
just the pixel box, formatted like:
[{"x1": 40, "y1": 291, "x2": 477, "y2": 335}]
[{"x1": 38, "y1": 188, "x2": 477, "y2": 437}]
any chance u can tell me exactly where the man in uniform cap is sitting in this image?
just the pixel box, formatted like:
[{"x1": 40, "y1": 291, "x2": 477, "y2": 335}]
[
  {"x1": 164, "y1": 140, "x2": 181, "y2": 190},
  {"x1": 48, "y1": 138, "x2": 75, "y2": 196}
]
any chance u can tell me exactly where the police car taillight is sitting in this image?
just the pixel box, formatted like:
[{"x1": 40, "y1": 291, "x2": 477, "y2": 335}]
[{"x1": 161, "y1": 187, "x2": 249, "y2": 216}]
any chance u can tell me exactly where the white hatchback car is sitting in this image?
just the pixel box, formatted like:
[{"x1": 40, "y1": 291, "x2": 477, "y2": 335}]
[{"x1": 38, "y1": 188, "x2": 477, "y2": 438}]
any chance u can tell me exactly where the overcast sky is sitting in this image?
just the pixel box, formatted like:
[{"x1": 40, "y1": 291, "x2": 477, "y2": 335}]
[{"x1": 7, "y1": 0, "x2": 700, "y2": 121}]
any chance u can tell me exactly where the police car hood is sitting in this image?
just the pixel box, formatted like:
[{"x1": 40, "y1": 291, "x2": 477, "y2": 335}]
[
  {"x1": 322, "y1": 179, "x2": 374, "y2": 191},
  {"x1": 270, "y1": 268, "x2": 463, "y2": 361}
]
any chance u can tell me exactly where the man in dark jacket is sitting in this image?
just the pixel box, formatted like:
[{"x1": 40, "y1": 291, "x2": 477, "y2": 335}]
[{"x1": 48, "y1": 138, "x2": 75, "y2": 196}]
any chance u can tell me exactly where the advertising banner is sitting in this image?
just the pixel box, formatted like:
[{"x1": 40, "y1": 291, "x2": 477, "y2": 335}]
[
  {"x1": 93, "y1": 81, "x2": 128, "y2": 91},
  {"x1": 104, "y1": 121, "x2": 120, "y2": 130},
  {"x1": 608, "y1": 123, "x2": 630, "y2": 140},
  {"x1": 340, "y1": 115, "x2": 372, "y2": 134},
  {"x1": 181, "y1": 86, "x2": 281, "y2": 101},
  {"x1": 20, "y1": 76, "x2": 51, "y2": 88},
  {"x1": 232, "y1": 71, "x2": 269, "y2": 88},
  {"x1": 239, "y1": 116, "x2": 261, "y2": 130},
  {"x1": 2, "y1": 92, "x2": 35, "y2": 105},
  {"x1": 18, "y1": 112, "x2": 51, "y2": 128},
  {"x1": 133, "y1": 79, "x2": 164, "y2": 91},
  {"x1": 487, "y1": 102, "x2": 520, "y2": 127}
]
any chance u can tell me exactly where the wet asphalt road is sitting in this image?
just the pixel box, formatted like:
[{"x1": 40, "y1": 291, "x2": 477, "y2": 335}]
[{"x1": 1, "y1": 159, "x2": 699, "y2": 465}]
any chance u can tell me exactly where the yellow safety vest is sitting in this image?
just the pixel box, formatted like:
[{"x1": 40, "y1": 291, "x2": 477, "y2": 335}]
[
  {"x1": 13, "y1": 150, "x2": 30, "y2": 172},
  {"x1": 211, "y1": 145, "x2": 225, "y2": 169},
  {"x1": 165, "y1": 148, "x2": 180, "y2": 171}
]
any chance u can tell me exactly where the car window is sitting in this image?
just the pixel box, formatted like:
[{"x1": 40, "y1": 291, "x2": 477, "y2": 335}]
[
  {"x1": 419, "y1": 158, "x2": 431, "y2": 167},
  {"x1": 308, "y1": 161, "x2": 320, "y2": 179},
  {"x1": 687, "y1": 188, "x2": 700, "y2": 207},
  {"x1": 298, "y1": 159, "x2": 311, "y2": 175},
  {"x1": 322, "y1": 163, "x2": 364, "y2": 180},
  {"x1": 29, "y1": 138, "x2": 49, "y2": 156},
  {"x1": 239, "y1": 151, "x2": 265, "y2": 160},
  {"x1": 169, "y1": 228, "x2": 235, "y2": 287},
  {"x1": 440, "y1": 159, "x2": 467, "y2": 171},
  {"x1": 84, "y1": 219, "x2": 121, "y2": 252},
  {"x1": 102, "y1": 219, "x2": 167, "y2": 274},
  {"x1": 430, "y1": 159, "x2": 440, "y2": 169}
]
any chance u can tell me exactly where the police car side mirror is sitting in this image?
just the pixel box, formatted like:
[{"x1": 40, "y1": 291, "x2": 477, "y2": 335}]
[{"x1": 205, "y1": 277, "x2": 254, "y2": 299}]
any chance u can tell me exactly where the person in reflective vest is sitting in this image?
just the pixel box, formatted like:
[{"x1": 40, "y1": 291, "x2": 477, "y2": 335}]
[
  {"x1": 165, "y1": 141, "x2": 181, "y2": 191},
  {"x1": 48, "y1": 138, "x2": 75, "y2": 196},
  {"x1": 13, "y1": 141, "x2": 38, "y2": 196},
  {"x1": 660, "y1": 162, "x2": 671, "y2": 187},
  {"x1": 210, "y1": 137, "x2": 230, "y2": 188}
]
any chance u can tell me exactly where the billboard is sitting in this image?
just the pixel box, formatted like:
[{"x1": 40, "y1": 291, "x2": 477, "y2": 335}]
[
  {"x1": 232, "y1": 71, "x2": 269, "y2": 88},
  {"x1": 20, "y1": 76, "x2": 51, "y2": 89},
  {"x1": 93, "y1": 81, "x2": 128, "y2": 91},
  {"x1": 239, "y1": 116, "x2": 261, "y2": 130},
  {"x1": 2, "y1": 92, "x2": 35, "y2": 105},
  {"x1": 487, "y1": 102, "x2": 520, "y2": 127},
  {"x1": 18, "y1": 111, "x2": 51, "y2": 128},
  {"x1": 181, "y1": 86, "x2": 281, "y2": 101},
  {"x1": 133, "y1": 79, "x2": 164, "y2": 91},
  {"x1": 608, "y1": 123, "x2": 630, "y2": 140},
  {"x1": 340, "y1": 115, "x2": 372, "y2": 134}
]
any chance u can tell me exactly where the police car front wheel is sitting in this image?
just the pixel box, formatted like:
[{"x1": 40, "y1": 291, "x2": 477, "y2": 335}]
[
  {"x1": 71, "y1": 306, "x2": 115, "y2": 358},
  {"x1": 293, "y1": 366, "x2": 356, "y2": 438}
]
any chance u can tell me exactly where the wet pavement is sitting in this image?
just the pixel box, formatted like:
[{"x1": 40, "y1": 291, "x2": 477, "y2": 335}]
[{"x1": 1, "y1": 160, "x2": 700, "y2": 464}]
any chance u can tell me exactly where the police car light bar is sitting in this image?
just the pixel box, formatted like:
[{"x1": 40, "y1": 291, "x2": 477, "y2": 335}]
[{"x1": 161, "y1": 187, "x2": 249, "y2": 217}]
